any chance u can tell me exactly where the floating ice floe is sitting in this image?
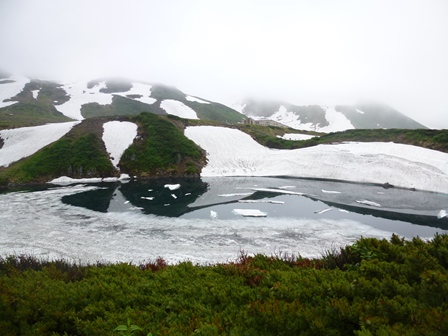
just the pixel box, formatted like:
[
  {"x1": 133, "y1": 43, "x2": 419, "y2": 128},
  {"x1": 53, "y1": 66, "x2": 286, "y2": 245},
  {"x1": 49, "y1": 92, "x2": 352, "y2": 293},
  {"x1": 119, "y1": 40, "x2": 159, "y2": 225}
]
[
  {"x1": 322, "y1": 189, "x2": 342, "y2": 194},
  {"x1": 141, "y1": 197, "x2": 154, "y2": 201},
  {"x1": 314, "y1": 208, "x2": 333, "y2": 214},
  {"x1": 165, "y1": 184, "x2": 181, "y2": 191},
  {"x1": 252, "y1": 188, "x2": 305, "y2": 196},
  {"x1": 233, "y1": 209, "x2": 267, "y2": 217},
  {"x1": 210, "y1": 211, "x2": 218, "y2": 219},
  {"x1": 355, "y1": 200, "x2": 381, "y2": 207},
  {"x1": 438, "y1": 210, "x2": 447, "y2": 219},
  {"x1": 218, "y1": 193, "x2": 253, "y2": 197},
  {"x1": 171, "y1": 194, "x2": 177, "y2": 199},
  {"x1": 238, "y1": 200, "x2": 285, "y2": 204}
]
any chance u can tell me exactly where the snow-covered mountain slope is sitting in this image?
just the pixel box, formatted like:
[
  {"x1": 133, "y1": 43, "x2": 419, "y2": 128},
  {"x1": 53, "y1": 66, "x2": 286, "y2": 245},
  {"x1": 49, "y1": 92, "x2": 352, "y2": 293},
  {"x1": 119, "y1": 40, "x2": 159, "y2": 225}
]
[
  {"x1": 0, "y1": 121, "x2": 79, "y2": 167},
  {"x1": 0, "y1": 76, "x2": 244, "y2": 130},
  {"x1": 238, "y1": 99, "x2": 427, "y2": 132},
  {"x1": 185, "y1": 126, "x2": 448, "y2": 193}
]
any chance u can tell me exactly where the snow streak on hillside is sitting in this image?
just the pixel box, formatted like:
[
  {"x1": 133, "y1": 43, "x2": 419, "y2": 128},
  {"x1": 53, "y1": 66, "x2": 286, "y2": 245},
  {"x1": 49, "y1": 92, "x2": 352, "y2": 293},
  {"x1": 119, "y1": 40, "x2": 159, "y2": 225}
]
[
  {"x1": 270, "y1": 105, "x2": 354, "y2": 132},
  {"x1": 0, "y1": 121, "x2": 79, "y2": 167},
  {"x1": 57, "y1": 81, "x2": 113, "y2": 120},
  {"x1": 114, "y1": 83, "x2": 156, "y2": 105},
  {"x1": 185, "y1": 126, "x2": 448, "y2": 194},
  {"x1": 160, "y1": 99, "x2": 199, "y2": 119},
  {"x1": 0, "y1": 75, "x2": 29, "y2": 108},
  {"x1": 102, "y1": 121, "x2": 138, "y2": 168}
]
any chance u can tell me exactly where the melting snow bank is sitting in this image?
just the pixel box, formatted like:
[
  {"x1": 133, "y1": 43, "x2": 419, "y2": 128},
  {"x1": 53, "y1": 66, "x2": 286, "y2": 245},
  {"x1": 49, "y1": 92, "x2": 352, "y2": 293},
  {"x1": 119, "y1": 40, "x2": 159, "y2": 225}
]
[
  {"x1": 49, "y1": 174, "x2": 130, "y2": 185},
  {"x1": 0, "y1": 121, "x2": 80, "y2": 167},
  {"x1": 0, "y1": 185, "x2": 394, "y2": 264},
  {"x1": 277, "y1": 133, "x2": 316, "y2": 141},
  {"x1": 185, "y1": 126, "x2": 448, "y2": 194},
  {"x1": 160, "y1": 99, "x2": 199, "y2": 119},
  {"x1": 102, "y1": 121, "x2": 138, "y2": 168},
  {"x1": 0, "y1": 75, "x2": 29, "y2": 108}
]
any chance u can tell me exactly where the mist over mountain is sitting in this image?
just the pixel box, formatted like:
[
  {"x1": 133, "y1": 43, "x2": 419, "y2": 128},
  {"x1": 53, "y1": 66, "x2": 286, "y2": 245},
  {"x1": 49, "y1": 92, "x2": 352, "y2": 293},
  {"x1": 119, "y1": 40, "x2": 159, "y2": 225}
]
[{"x1": 0, "y1": 74, "x2": 427, "y2": 132}]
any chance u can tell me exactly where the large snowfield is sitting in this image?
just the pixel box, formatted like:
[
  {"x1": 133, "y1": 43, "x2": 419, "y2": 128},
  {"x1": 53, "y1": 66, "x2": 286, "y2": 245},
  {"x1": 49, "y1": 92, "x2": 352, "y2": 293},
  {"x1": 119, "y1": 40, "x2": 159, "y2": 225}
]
[
  {"x1": 0, "y1": 75, "x2": 30, "y2": 108},
  {"x1": 185, "y1": 126, "x2": 448, "y2": 194},
  {"x1": 0, "y1": 121, "x2": 79, "y2": 167}
]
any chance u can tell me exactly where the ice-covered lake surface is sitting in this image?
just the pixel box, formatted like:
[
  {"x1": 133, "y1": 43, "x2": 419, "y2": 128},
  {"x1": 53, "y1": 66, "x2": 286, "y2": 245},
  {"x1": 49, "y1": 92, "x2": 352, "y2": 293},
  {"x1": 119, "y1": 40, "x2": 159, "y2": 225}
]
[{"x1": 1, "y1": 177, "x2": 447, "y2": 265}]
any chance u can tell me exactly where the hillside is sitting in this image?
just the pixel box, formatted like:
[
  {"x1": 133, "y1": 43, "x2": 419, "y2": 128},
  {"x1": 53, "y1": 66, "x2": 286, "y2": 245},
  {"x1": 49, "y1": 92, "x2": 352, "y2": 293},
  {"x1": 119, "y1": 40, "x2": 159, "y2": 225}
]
[
  {"x1": 0, "y1": 114, "x2": 206, "y2": 185},
  {"x1": 237, "y1": 99, "x2": 427, "y2": 132},
  {"x1": 0, "y1": 75, "x2": 245, "y2": 130}
]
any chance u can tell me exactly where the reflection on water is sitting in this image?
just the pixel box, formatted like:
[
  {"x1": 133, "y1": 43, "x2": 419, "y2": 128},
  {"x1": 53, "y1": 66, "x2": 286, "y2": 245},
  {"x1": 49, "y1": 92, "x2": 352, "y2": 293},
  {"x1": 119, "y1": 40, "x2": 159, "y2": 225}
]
[
  {"x1": 1, "y1": 177, "x2": 447, "y2": 264},
  {"x1": 61, "y1": 177, "x2": 448, "y2": 237}
]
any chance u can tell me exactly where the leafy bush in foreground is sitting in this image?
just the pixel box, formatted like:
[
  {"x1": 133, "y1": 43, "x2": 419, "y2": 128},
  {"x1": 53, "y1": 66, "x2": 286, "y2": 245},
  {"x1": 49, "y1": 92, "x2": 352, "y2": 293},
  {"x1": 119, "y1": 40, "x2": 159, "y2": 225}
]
[{"x1": 1, "y1": 234, "x2": 448, "y2": 335}]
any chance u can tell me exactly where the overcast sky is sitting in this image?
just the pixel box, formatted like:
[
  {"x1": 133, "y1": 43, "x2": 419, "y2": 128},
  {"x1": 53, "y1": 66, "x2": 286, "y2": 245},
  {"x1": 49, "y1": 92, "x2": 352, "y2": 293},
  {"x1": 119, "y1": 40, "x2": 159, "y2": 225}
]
[{"x1": 1, "y1": 0, "x2": 447, "y2": 128}]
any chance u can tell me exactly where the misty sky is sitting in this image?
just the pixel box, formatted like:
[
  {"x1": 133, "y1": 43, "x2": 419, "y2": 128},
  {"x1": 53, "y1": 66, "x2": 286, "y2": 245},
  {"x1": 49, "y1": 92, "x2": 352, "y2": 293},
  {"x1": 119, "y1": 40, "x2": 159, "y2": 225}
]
[{"x1": 1, "y1": 0, "x2": 447, "y2": 128}]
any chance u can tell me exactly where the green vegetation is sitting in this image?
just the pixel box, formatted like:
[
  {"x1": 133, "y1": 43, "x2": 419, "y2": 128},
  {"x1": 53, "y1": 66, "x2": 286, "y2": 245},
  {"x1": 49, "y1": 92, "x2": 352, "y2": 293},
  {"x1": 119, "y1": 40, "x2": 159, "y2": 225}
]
[
  {"x1": 238, "y1": 126, "x2": 448, "y2": 153},
  {"x1": 0, "y1": 80, "x2": 72, "y2": 130},
  {"x1": 149, "y1": 84, "x2": 186, "y2": 101},
  {"x1": 81, "y1": 96, "x2": 162, "y2": 119},
  {"x1": 2, "y1": 131, "x2": 115, "y2": 184},
  {"x1": 185, "y1": 101, "x2": 245, "y2": 123},
  {"x1": 119, "y1": 113, "x2": 205, "y2": 177},
  {"x1": 1, "y1": 234, "x2": 448, "y2": 335},
  {"x1": 336, "y1": 103, "x2": 427, "y2": 129}
]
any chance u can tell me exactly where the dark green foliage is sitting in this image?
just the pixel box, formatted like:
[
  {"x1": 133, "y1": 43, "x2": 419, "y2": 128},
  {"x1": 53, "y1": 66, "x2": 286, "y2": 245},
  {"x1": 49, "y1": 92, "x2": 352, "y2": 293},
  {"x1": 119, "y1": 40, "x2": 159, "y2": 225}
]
[
  {"x1": 119, "y1": 113, "x2": 205, "y2": 177},
  {"x1": 4, "y1": 133, "x2": 115, "y2": 183},
  {"x1": 1, "y1": 235, "x2": 448, "y2": 335}
]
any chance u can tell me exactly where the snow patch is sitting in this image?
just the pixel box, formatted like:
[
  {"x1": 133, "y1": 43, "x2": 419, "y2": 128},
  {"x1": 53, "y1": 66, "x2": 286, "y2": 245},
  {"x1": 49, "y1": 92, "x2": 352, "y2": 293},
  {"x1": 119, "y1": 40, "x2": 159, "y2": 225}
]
[
  {"x1": 31, "y1": 89, "x2": 40, "y2": 99},
  {"x1": 102, "y1": 121, "x2": 138, "y2": 168},
  {"x1": 277, "y1": 133, "x2": 316, "y2": 141},
  {"x1": 160, "y1": 99, "x2": 199, "y2": 119},
  {"x1": 356, "y1": 109, "x2": 365, "y2": 114},
  {"x1": 0, "y1": 121, "x2": 79, "y2": 167},
  {"x1": 186, "y1": 95, "x2": 210, "y2": 104},
  {"x1": 184, "y1": 126, "x2": 448, "y2": 194},
  {"x1": 115, "y1": 83, "x2": 156, "y2": 105},
  {"x1": 56, "y1": 81, "x2": 113, "y2": 120},
  {"x1": 0, "y1": 75, "x2": 29, "y2": 108},
  {"x1": 318, "y1": 106, "x2": 355, "y2": 133}
]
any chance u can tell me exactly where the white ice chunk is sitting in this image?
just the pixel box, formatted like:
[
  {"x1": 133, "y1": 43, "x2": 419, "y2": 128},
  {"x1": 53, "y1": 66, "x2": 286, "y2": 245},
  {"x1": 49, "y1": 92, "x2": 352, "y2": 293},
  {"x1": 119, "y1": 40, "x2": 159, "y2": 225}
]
[
  {"x1": 160, "y1": 99, "x2": 199, "y2": 119},
  {"x1": 171, "y1": 194, "x2": 177, "y2": 199},
  {"x1": 210, "y1": 210, "x2": 218, "y2": 219},
  {"x1": 218, "y1": 193, "x2": 253, "y2": 197},
  {"x1": 141, "y1": 197, "x2": 154, "y2": 200},
  {"x1": 314, "y1": 208, "x2": 333, "y2": 214},
  {"x1": 355, "y1": 200, "x2": 381, "y2": 207},
  {"x1": 437, "y1": 210, "x2": 447, "y2": 219},
  {"x1": 165, "y1": 184, "x2": 181, "y2": 190},
  {"x1": 232, "y1": 209, "x2": 267, "y2": 217},
  {"x1": 322, "y1": 189, "x2": 341, "y2": 194}
]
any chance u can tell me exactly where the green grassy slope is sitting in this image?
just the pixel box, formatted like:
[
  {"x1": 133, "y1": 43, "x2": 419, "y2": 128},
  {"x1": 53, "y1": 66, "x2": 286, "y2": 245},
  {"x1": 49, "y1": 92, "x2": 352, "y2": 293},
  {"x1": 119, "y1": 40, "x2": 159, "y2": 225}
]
[
  {"x1": 1, "y1": 234, "x2": 447, "y2": 335},
  {"x1": 119, "y1": 113, "x2": 206, "y2": 177},
  {"x1": 0, "y1": 80, "x2": 73, "y2": 130},
  {"x1": 336, "y1": 102, "x2": 427, "y2": 129}
]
